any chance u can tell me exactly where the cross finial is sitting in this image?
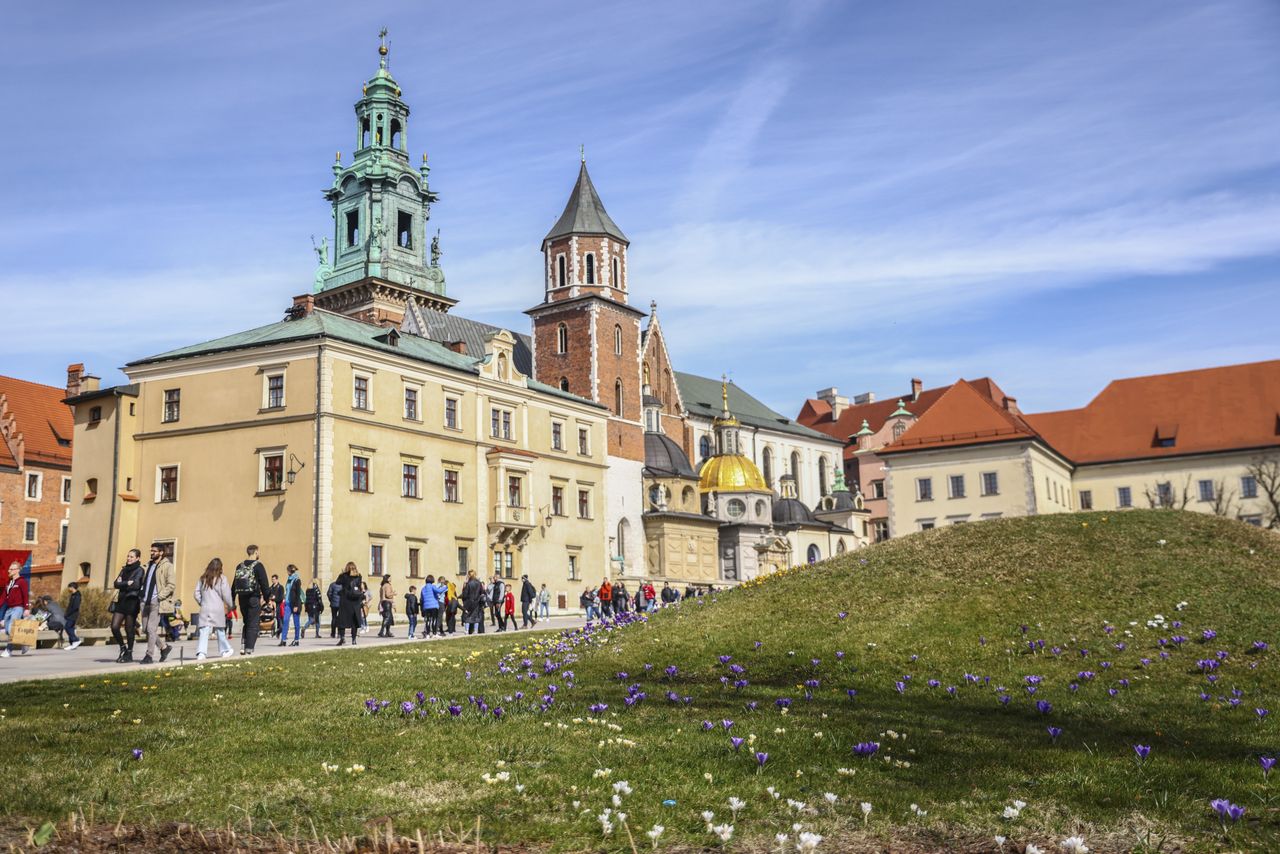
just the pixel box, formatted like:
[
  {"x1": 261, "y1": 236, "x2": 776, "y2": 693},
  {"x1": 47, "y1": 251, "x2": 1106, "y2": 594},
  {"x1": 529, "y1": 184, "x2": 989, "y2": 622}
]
[
  {"x1": 721, "y1": 373, "x2": 729, "y2": 412},
  {"x1": 378, "y1": 27, "x2": 389, "y2": 65},
  {"x1": 580, "y1": 143, "x2": 585, "y2": 163}
]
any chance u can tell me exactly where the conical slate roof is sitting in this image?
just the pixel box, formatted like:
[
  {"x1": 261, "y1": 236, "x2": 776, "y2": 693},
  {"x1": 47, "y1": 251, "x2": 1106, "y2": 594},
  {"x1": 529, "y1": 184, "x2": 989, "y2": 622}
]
[{"x1": 545, "y1": 161, "x2": 628, "y2": 243}]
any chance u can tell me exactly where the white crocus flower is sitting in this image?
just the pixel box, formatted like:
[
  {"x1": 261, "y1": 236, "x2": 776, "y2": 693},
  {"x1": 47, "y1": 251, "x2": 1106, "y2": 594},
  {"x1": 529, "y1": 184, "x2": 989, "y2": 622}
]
[
  {"x1": 1059, "y1": 836, "x2": 1089, "y2": 853},
  {"x1": 796, "y1": 831, "x2": 823, "y2": 851}
]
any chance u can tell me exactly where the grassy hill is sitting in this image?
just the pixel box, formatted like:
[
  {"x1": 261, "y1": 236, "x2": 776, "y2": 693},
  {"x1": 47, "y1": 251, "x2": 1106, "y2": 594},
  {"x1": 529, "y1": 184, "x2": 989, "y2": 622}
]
[{"x1": 3, "y1": 510, "x2": 1278, "y2": 852}]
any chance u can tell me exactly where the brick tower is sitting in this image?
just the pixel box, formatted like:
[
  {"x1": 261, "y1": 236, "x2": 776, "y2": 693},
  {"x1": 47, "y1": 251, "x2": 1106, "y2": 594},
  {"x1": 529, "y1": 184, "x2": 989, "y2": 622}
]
[{"x1": 527, "y1": 158, "x2": 645, "y2": 577}]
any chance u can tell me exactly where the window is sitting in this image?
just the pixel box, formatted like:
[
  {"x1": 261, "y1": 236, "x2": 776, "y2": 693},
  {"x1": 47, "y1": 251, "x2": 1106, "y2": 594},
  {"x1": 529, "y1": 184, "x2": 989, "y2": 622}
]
[
  {"x1": 266, "y1": 374, "x2": 285, "y2": 409},
  {"x1": 556, "y1": 323, "x2": 568, "y2": 354},
  {"x1": 1117, "y1": 486, "x2": 1133, "y2": 508},
  {"x1": 352, "y1": 456, "x2": 370, "y2": 492},
  {"x1": 790, "y1": 451, "x2": 801, "y2": 492},
  {"x1": 557, "y1": 255, "x2": 566, "y2": 287},
  {"x1": 23, "y1": 520, "x2": 36, "y2": 543},
  {"x1": 648, "y1": 484, "x2": 665, "y2": 508},
  {"x1": 402, "y1": 463, "x2": 419, "y2": 498},
  {"x1": 551, "y1": 485, "x2": 565, "y2": 516},
  {"x1": 59, "y1": 521, "x2": 68, "y2": 555},
  {"x1": 578, "y1": 427, "x2": 590, "y2": 456},
  {"x1": 1241, "y1": 475, "x2": 1258, "y2": 499},
  {"x1": 408, "y1": 548, "x2": 420, "y2": 578},
  {"x1": 159, "y1": 465, "x2": 179, "y2": 502},
  {"x1": 1156, "y1": 481, "x2": 1173, "y2": 506},
  {"x1": 762, "y1": 448, "x2": 773, "y2": 486},
  {"x1": 24, "y1": 472, "x2": 41, "y2": 500},
  {"x1": 353, "y1": 375, "x2": 370, "y2": 410},
  {"x1": 1198, "y1": 479, "x2": 1215, "y2": 502},
  {"x1": 919, "y1": 520, "x2": 935, "y2": 531},
  {"x1": 612, "y1": 256, "x2": 620, "y2": 286},
  {"x1": 370, "y1": 544, "x2": 384, "y2": 576},
  {"x1": 508, "y1": 475, "x2": 523, "y2": 508},
  {"x1": 614, "y1": 379, "x2": 623, "y2": 415},
  {"x1": 89, "y1": 406, "x2": 102, "y2": 424},
  {"x1": 916, "y1": 478, "x2": 933, "y2": 501},
  {"x1": 163, "y1": 389, "x2": 180, "y2": 423},
  {"x1": 444, "y1": 397, "x2": 458, "y2": 429},
  {"x1": 346, "y1": 210, "x2": 360, "y2": 246},
  {"x1": 819, "y1": 457, "x2": 829, "y2": 496},
  {"x1": 397, "y1": 210, "x2": 413, "y2": 248},
  {"x1": 578, "y1": 489, "x2": 591, "y2": 519},
  {"x1": 614, "y1": 324, "x2": 623, "y2": 356},
  {"x1": 585, "y1": 253, "x2": 595, "y2": 284},
  {"x1": 559, "y1": 377, "x2": 570, "y2": 392},
  {"x1": 892, "y1": 421, "x2": 906, "y2": 440},
  {"x1": 457, "y1": 546, "x2": 469, "y2": 576},
  {"x1": 807, "y1": 544, "x2": 821, "y2": 564},
  {"x1": 872, "y1": 519, "x2": 890, "y2": 542},
  {"x1": 948, "y1": 474, "x2": 965, "y2": 499},
  {"x1": 263, "y1": 454, "x2": 284, "y2": 492},
  {"x1": 404, "y1": 387, "x2": 419, "y2": 420},
  {"x1": 1079, "y1": 489, "x2": 1093, "y2": 510},
  {"x1": 871, "y1": 479, "x2": 885, "y2": 499},
  {"x1": 568, "y1": 553, "x2": 579, "y2": 580},
  {"x1": 699, "y1": 435, "x2": 712, "y2": 459},
  {"x1": 551, "y1": 421, "x2": 564, "y2": 451},
  {"x1": 1242, "y1": 514, "x2": 1263, "y2": 527},
  {"x1": 492, "y1": 550, "x2": 513, "y2": 579},
  {"x1": 726, "y1": 498, "x2": 746, "y2": 519},
  {"x1": 443, "y1": 469, "x2": 460, "y2": 503},
  {"x1": 981, "y1": 472, "x2": 999, "y2": 496},
  {"x1": 490, "y1": 408, "x2": 512, "y2": 440}
]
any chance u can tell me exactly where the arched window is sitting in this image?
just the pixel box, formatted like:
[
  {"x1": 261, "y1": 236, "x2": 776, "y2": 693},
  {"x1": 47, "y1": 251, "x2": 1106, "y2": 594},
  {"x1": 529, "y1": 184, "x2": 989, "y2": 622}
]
[
  {"x1": 893, "y1": 421, "x2": 906, "y2": 440},
  {"x1": 375, "y1": 113, "x2": 384, "y2": 146},
  {"x1": 585, "y1": 253, "x2": 595, "y2": 284},
  {"x1": 360, "y1": 117, "x2": 371, "y2": 148},
  {"x1": 807, "y1": 544, "x2": 820, "y2": 564},
  {"x1": 836, "y1": 539, "x2": 847, "y2": 555},
  {"x1": 557, "y1": 255, "x2": 566, "y2": 288},
  {"x1": 559, "y1": 377, "x2": 570, "y2": 392},
  {"x1": 616, "y1": 518, "x2": 629, "y2": 566},
  {"x1": 699, "y1": 435, "x2": 712, "y2": 459},
  {"x1": 614, "y1": 379, "x2": 623, "y2": 415},
  {"x1": 790, "y1": 451, "x2": 801, "y2": 492},
  {"x1": 390, "y1": 119, "x2": 403, "y2": 149},
  {"x1": 649, "y1": 484, "x2": 665, "y2": 508},
  {"x1": 819, "y1": 457, "x2": 829, "y2": 496},
  {"x1": 612, "y1": 257, "x2": 620, "y2": 287},
  {"x1": 556, "y1": 323, "x2": 568, "y2": 354},
  {"x1": 682, "y1": 486, "x2": 695, "y2": 507},
  {"x1": 614, "y1": 324, "x2": 623, "y2": 355},
  {"x1": 762, "y1": 448, "x2": 773, "y2": 487}
]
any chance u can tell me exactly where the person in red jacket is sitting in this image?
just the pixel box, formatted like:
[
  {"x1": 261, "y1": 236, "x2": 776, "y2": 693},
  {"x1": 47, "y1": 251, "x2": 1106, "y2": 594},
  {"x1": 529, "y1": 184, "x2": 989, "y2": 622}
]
[
  {"x1": 598, "y1": 578, "x2": 613, "y2": 618},
  {"x1": 3, "y1": 561, "x2": 31, "y2": 657},
  {"x1": 502, "y1": 588, "x2": 516, "y2": 631}
]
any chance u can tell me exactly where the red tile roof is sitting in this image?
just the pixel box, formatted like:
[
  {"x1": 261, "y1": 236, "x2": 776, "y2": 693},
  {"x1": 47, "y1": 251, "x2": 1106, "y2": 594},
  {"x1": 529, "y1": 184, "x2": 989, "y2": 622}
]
[
  {"x1": 0, "y1": 375, "x2": 74, "y2": 468},
  {"x1": 1026, "y1": 359, "x2": 1280, "y2": 464},
  {"x1": 877, "y1": 380, "x2": 1040, "y2": 455}
]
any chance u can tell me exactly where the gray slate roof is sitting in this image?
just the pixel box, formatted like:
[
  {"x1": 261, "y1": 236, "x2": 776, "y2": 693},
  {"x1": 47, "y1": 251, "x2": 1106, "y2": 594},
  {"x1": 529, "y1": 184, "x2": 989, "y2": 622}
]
[
  {"x1": 674, "y1": 371, "x2": 839, "y2": 443},
  {"x1": 409, "y1": 305, "x2": 534, "y2": 376},
  {"x1": 644, "y1": 432, "x2": 696, "y2": 478},
  {"x1": 544, "y1": 162, "x2": 628, "y2": 243}
]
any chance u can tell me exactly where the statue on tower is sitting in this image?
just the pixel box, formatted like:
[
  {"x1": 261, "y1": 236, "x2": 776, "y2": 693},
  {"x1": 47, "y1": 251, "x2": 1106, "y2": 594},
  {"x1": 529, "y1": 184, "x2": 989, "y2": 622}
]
[
  {"x1": 430, "y1": 230, "x2": 442, "y2": 267},
  {"x1": 423, "y1": 229, "x2": 446, "y2": 294},
  {"x1": 311, "y1": 235, "x2": 332, "y2": 292}
]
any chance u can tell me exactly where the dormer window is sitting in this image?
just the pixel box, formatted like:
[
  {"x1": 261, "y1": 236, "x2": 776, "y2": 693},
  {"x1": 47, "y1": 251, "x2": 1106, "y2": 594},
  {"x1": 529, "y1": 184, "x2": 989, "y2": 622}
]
[{"x1": 1153, "y1": 423, "x2": 1178, "y2": 448}]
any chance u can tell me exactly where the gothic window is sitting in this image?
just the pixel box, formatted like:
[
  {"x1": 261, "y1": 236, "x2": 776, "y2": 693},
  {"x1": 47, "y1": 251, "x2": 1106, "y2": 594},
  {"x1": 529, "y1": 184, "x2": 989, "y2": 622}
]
[
  {"x1": 616, "y1": 519, "x2": 629, "y2": 566},
  {"x1": 762, "y1": 448, "x2": 773, "y2": 487},
  {"x1": 699, "y1": 435, "x2": 712, "y2": 459},
  {"x1": 346, "y1": 210, "x2": 360, "y2": 247},
  {"x1": 614, "y1": 324, "x2": 623, "y2": 355},
  {"x1": 585, "y1": 253, "x2": 595, "y2": 284},
  {"x1": 790, "y1": 451, "x2": 801, "y2": 492},
  {"x1": 614, "y1": 379, "x2": 623, "y2": 415},
  {"x1": 612, "y1": 257, "x2": 620, "y2": 287},
  {"x1": 397, "y1": 211, "x2": 412, "y2": 248},
  {"x1": 559, "y1": 377, "x2": 570, "y2": 392},
  {"x1": 390, "y1": 119, "x2": 403, "y2": 149},
  {"x1": 819, "y1": 457, "x2": 829, "y2": 496},
  {"x1": 807, "y1": 544, "x2": 820, "y2": 564},
  {"x1": 556, "y1": 323, "x2": 568, "y2": 354},
  {"x1": 557, "y1": 255, "x2": 566, "y2": 287}
]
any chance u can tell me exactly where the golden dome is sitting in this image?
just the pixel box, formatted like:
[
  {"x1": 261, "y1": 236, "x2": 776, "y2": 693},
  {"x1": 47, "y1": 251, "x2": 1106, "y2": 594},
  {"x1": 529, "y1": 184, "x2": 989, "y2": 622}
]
[{"x1": 698, "y1": 454, "x2": 769, "y2": 493}]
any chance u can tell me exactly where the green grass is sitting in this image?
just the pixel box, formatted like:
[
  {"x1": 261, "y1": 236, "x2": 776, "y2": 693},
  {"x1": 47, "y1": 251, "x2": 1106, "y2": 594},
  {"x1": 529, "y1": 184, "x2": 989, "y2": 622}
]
[{"x1": 3, "y1": 510, "x2": 1279, "y2": 852}]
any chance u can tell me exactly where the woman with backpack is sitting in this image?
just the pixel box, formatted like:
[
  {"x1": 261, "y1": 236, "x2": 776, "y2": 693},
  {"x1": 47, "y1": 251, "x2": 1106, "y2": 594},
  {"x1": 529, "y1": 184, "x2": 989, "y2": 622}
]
[
  {"x1": 336, "y1": 562, "x2": 366, "y2": 646},
  {"x1": 194, "y1": 557, "x2": 235, "y2": 659},
  {"x1": 109, "y1": 549, "x2": 145, "y2": 663}
]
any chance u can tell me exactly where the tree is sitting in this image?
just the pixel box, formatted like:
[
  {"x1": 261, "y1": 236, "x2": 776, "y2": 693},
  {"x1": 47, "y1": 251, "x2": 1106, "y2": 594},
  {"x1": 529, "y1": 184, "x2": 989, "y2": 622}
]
[
  {"x1": 1208, "y1": 478, "x2": 1238, "y2": 519},
  {"x1": 1145, "y1": 475, "x2": 1192, "y2": 510},
  {"x1": 1246, "y1": 456, "x2": 1280, "y2": 529}
]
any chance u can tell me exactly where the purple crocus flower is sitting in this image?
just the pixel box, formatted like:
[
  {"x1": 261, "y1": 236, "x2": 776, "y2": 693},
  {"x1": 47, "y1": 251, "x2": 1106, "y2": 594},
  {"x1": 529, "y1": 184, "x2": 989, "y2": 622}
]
[
  {"x1": 447, "y1": 704, "x2": 462, "y2": 716},
  {"x1": 1251, "y1": 641, "x2": 1269, "y2": 653},
  {"x1": 718, "y1": 655, "x2": 732, "y2": 665},
  {"x1": 746, "y1": 701, "x2": 758, "y2": 711},
  {"x1": 1108, "y1": 688, "x2": 1118, "y2": 698},
  {"x1": 846, "y1": 689, "x2": 857, "y2": 700},
  {"x1": 836, "y1": 651, "x2": 845, "y2": 660},
  {"x1": 1257, "y1": 708, "x2": 1270, "y2": 720},
  {"x1": 837, "y1": 611, "x2": 848, "y2": 620},
  {"x1": 721, "y1": 719, "x2": 734, "y2": 730},
  {"x1": 1036, "y1": 700, "x2": 1052, "y2": 715},
  {"x1": 730, "y1": 736, "x2": 744, "y2": 751},
  {"x1": 703, "y1": 720, "x2": 715, "y2": 731},
  {"x1": 131, "y1": 748, "x2": 144, "y2": 761},
  {"x1": 664, "y1": 665, "x2": 678, "y2": 678},
  {"x1": 1133, "y1": 744, "x2": 1151, "y2": 760},
  {"x1": 776, "y1": 698, "x2": 792, "y2": 709},
  {"x1": 1210, "y1": 798, "x2": 1246, "y2": 824},
  {"x1": 492, "y1": 707, "x2": 504, "y2": 719},
  {"x1": 1260, "y1": 756, "x2": 1276, "y2": 778},
  {"x1": 852, "y1": 741, "x2": 879, "y2": 757},
  {"x1": 927, "y1": 679, "x2": 941, "y2": 688},
  {"x1": 895, "y1": 681, "x2": 907, "y2": 694},
  {"x1": 588, "y1": 703, "x2": 608, "y2": 714},
  {"x1": 755, "y1": 751, "x2": 769, "y2": 767},
  {"x1": 1047, "y1": 726, "x2": 1062, "y2": 742},
  {"x1": 998, "y1": 695, "x2": 1011, "y2": 706},
  {"x1": 400, "y1": 701, "x2": 415, "y2": 715},
  {"x1": 946, "y1": 686, "x2": 957, "y2": 697},
  {"x1": 1202, "y1": 629, "x2": 1217, "y2": 641}
]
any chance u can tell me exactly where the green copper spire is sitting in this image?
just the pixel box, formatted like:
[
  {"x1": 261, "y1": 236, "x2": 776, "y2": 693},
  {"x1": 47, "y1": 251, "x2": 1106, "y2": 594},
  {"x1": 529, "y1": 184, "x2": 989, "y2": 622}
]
[
  {"x1": 854, "y1": 418, "x2": 873, "y2": 437},
  {"x1": 890, "y1": 400, "x2": 913, "y2": 418},
  {"x1": 832, "y1": 468, "x2": 849, "y2": 493}
]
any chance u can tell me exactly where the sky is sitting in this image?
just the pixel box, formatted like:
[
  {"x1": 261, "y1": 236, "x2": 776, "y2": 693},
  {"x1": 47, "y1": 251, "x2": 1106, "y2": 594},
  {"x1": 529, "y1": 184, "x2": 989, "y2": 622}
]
[{"x1": 2, "y1": 0, "x2": 1278, "y2": 417}]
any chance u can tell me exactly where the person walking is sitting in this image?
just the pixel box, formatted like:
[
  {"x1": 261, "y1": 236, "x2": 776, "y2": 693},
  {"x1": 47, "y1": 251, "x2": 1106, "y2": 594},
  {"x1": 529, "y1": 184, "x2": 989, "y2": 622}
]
[
  {"x1": 520, "y1": 575, "x2": 537, "y2": 628},
  {"x1": 377, "y1": 575, "x2": 395, "y2": 638},
  {"x1": 598, "y1": 578, "x2": 613, "y2": 619},
  {"x1": 444, "y1": 579, "x2": 459, "y2": 634},
  {"x1": 579, "y1": 587, "x2": 592, "y2": 621},
  {"x1": 139, "y1": 543, "x2": 175, "y2": 665},
  {"x1": 635, "y1": 582, "x2": 648, "y2": 614},
  {"x1": 614, "y1": 581, "x2": 629, "y2": 615},
  {"x1": 488, "y1": 575, "x2": 504, "y2": 630},
  {"x1": 268, "y1": 575, "x2": 284, "y2": 637},
  {"x1": 2, "y1": 562, "x2": 31, "y2": 658},
  {"x1": 232, "y1": 545, "x2": 270, "y2": 656},
  {"x1": 303, "y1": 580, "x2": 324, "y2": 639},
  {"x1": 108, "y1": 550, "x2": 144, "y2": 662},
  {"x1": 194, "y1": 558, "x2": 235, "y2": 659},
  {"x1": 419, "y1": 575, "x2": 439, "y2": 638},
  {"x1": 502, "y1": 585, "x2": 516, "y2": 631},
  {"x1": 537, "y1": 583, "x2": 550, "y2": 620},
  {"x1": 336, "y1": 562, "x2": 366, "y2": 646},
  {"x1": 278, "y1": 565, "x2": 303, "y2": 646},
  {"x1": 326, "y1": 576, "x2": 343, "y2": 638},
  {"x1": 461, "y1": 571, "x2": 485, "y2": 635},
  {"x1": 63, "y1": 579, "x2": 83, "y2": 650},
  {"x1": 404, "y1": 584, "x2": 420, "y2": 639}
]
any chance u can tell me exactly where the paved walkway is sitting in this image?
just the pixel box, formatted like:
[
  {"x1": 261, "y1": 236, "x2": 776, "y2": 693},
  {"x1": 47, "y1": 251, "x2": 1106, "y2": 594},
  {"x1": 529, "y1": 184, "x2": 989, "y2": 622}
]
[{"x1": 0, "y1": 616, "x2": 581, "y2": 684}]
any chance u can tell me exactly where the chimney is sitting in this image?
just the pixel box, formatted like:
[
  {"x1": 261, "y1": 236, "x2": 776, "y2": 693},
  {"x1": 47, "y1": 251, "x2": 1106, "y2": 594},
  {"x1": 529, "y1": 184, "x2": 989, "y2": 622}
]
[
  {"x1": 852, "y1": 392, "x2": 875, "y2": 405},
  {"x1": 815, "y1": 387, "x2": 849, "y2": 419},
  {"x1": 1002, "y1": 396, "x2": 1019, "y2": 415},
  {"x1": 445, "y1": 341, "x2": 468, "y2": 355},
  {"x1": 81, "y1": 374, "x2": 101, "y2": 393},
  {"x1": 66, "y1": 363, "x2": 84, "y2": 398},
  {"x1": 911, "y1": 378, "x2": 923, "y2": 401}
]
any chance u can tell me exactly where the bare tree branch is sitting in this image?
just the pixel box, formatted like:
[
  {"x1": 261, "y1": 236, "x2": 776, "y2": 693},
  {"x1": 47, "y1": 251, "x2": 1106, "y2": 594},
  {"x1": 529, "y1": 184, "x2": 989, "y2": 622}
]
[{"x1": 1246, "y1": 455, "x2": 1280, "y2": 529}]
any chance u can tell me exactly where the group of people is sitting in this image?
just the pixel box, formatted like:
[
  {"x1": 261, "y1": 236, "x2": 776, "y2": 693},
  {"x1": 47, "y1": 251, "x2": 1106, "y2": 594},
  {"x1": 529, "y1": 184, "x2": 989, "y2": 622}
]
[{"x1": 579, "y1": 578, "x2": 701, "y2": 620}]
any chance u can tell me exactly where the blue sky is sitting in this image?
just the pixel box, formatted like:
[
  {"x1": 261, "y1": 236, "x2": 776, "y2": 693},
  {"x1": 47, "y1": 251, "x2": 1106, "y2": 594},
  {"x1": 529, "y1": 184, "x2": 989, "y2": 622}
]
[{"x1": 2, "y1": 0, "x2": 1278, "y2": 416}]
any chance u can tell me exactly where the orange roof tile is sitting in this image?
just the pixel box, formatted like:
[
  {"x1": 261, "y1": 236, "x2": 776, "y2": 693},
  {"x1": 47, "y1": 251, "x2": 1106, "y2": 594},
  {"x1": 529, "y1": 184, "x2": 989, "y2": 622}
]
[
  {"x1": 1026, "y1": 359, "x2": 1280, "y2": 464},
  {"x1": 0, "y1": 374, "x2": 74, "y2": 468},
  {"x1": 878, "y1": 380, "x2": 1041, "y2": 455}
]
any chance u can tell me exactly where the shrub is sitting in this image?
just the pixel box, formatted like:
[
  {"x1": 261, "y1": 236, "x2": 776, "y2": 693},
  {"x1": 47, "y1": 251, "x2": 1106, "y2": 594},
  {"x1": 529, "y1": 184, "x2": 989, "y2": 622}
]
[{"x1": 59, "y1": 587, "x2": 115, "y2": 629}]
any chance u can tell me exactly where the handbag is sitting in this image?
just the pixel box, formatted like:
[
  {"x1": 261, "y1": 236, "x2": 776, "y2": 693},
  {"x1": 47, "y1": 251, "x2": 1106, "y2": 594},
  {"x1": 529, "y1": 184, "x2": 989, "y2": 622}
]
[{"x1": 10, "y1": 619, "x2": 39, "y2": 648}]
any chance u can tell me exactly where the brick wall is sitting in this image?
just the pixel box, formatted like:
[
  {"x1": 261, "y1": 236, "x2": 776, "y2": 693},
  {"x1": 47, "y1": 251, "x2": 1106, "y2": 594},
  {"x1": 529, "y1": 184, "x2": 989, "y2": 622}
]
[
  {"x1": 531, "y1": 304, "x2": 597, "y2": 400},
  {"x1": 0, "y1": 461, "x2": 71, "y2": 577}
]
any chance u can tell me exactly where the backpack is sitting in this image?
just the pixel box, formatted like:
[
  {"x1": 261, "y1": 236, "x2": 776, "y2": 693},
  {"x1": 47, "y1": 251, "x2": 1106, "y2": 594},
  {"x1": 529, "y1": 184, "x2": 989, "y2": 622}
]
[{"x1": 232, "y1": 560, "x2": 260, "y2": 597}]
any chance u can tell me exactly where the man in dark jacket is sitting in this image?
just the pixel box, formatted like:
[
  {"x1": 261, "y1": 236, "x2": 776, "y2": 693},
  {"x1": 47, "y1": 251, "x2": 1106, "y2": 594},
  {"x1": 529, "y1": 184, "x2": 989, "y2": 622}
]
[
  {"x1": 303, "y1": 581, "x2": 324, "y2": 638},
  {"x1": 232, "y1": 545, "x2": 270, "y2": 655},
  {"x1": 64, "y1": 580, "x2": 83, "y2": 649},
  {"x1": 520, "y1": 575, "x2": 537, "y2": 628},
  {"x1": 326, "y1": 577, "x2": 343, "y2": 637},
  {"x1": 268, "y1": 575, "x2": 285, "y2": 637},
  {"x1": 489, "y1": 576, "x2": 504, "y2": 630},
  {"x1": 462, "y1": 572, "x2": 486, "y2": 635}
]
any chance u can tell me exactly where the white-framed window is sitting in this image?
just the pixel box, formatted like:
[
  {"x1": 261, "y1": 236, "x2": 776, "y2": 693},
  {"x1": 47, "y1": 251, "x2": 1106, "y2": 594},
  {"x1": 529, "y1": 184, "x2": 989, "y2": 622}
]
[
  {"x1": 443, "y1": 469, "x2": 460, "y2": 503},
  {"x1": 577, "y1": 488, "x2": 592, "y2": 519},
  {"x1": 157, "y1": 464, "x2": 179, "y2": 503},
  {"x1": 402, "y1": 463, "x2": 419, "y2": 498},
  {"x1": 551, "y1": 421, "x2": 564, "y2": 451},
  {"x1": 980, "y1": 472, "x2": 998, "y2": 496},
  {"x1": 490, "y1": 407, "x2": 513, "y2": 440},
  {"x1": 612, "y1": 256, "x2": 621, "y2": 287},
  {"x1": 871, "y1": 479, "x2": 885, "y2": 499},
  {"x1": 1079, "y1": 489, "x2": 1093, "y2": 510},
  {"x1": 1241, "y1": 514, "x2": 1263, "y2": 527},
  {"x1": 556, "y1": 323, "x2": 568, "y2": 354},
  {"x1": 351, "y1": 455, "x2": 370, "y2": 492},
  {"x1": 23, "y1": 519, "x2": 37, "y2": 543},
  {"x1": 370, "y1": 543, "x2": 384, "y2": 576},
  {"x1": 61, "y1": 476, "x2": 72, "y2": 504},
  {"x1": 948, "y1": 474, "x2": 965, "y2": 499},
  {"x1": 444, "y1": 396, "x2": 459, "y2": 430},
  {"x1": 577, "y1": 426, "x2": 590, "y2": 456},
  {"x1": 403, "y1": 386, "x2": 420, "y2": 421},
  {"x1": 916, "y1": 477, "x2": 933, "y2": 501},
  {"x1": 584, "y1": 252, "x2": 596, "y2": 284},
  {"x1": 259, "y1": 451, "x2": 284, "y2": 492},
  {"x1": 264, "y1": 373, "x2": 285, "y2": 409},
  {"x1": 551, "y1": 484, "x2": 565, "y2": 516},
  {"x1": 872, "y1": 519, "x2": 890, "y2": 542},
  {"x1": 918, "y1": 519, "x2": 935, "y2": 531},
  {"x1": 1198, "y1": 479, "x2": 1215, "y2": 502},
  {"x1": 59, "y1": 520, "x2": 68, "y2": 555},
  {"x1": 1117, "y1": 486, "x2": 1133, "y2": 508},
  {"x1": 507, "y1": 475, "x2": 524, "y2": 508},
  {"x1": 567, "y1": 551, "x2": 579, "y2": 580},
  {"x1": 163, "y1": 389, "x2": 181, "y2": 423},
  {"x1": 456, "y1": 544, "x2": 470, "y2": 576},
  {"x1": 407, "y1": 547, "x2": 421, "y2": 578},
  {"x1": 25, "y1": 471, "x2": 42, "y2": 500},
  {"x1": 556, "y1": 254, "x2": 567, "y2": 288},
  {"x1": 1241, "y1": 475, "x2": 1258, "y2": 499},
  {"x1": 353, "y1": 374, "x2": 372, "y2": 411}
]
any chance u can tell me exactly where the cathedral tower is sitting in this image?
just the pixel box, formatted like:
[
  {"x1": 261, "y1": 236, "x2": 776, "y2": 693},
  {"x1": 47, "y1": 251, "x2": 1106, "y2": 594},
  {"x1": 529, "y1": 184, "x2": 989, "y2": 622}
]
[{"x1": 311, "y1": 33, "x2": 455, "y2": 324}]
